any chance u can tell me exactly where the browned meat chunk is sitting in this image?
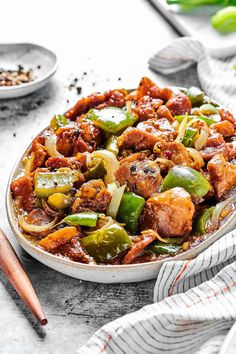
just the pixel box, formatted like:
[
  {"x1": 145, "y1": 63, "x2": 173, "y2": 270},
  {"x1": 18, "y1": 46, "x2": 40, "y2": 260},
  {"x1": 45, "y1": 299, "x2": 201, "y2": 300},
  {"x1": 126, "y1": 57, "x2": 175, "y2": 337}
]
[
  {"x1": 65, "y1": 89, "x2": 127, "y2": 120},
  {"x1": 46, "y1": 157, "x2": 83, "y2": 170},
  {"x1": 11, "y1": 176, "x2": 35, "y2": 212},
  {"x1": 71, "y1": 179, "x2": 112, "y2": 213},
  {"x1": 156, "y1": 105, "x2": 174, "y2": 123},
  {"x1": 133, "y1": 95, "x2": 163, "y2": 121},
  {"x1": 121, "y1": 230, "x2": 157, "y2": 264},
  {"x1": 30, "y1": 138, "x2": 48, "y2": 171},
  {"x1": 219, "y1": 109, "x2": 235, "y2": 125},
  {"x1": 55, "y1": 236, "x2": 93, "y2": 264},
  {"x1": 76, "y1": 117, "x2": 103, "y2": 146},
  {"x1": 212, "y1": 120, "x2": 235, "y2": 137},
  {"x1": 135, "y1": 77, "x2": 173, "y2": 101},
  {"x1": 97, "y1": 89, "x2": 127, "y2": 109},
  {"x1": 118, "y1": 118, "x2": 177, "y2": 151},
  {"x1": 200, "y1": 133, "x2": 236, "y2": 161},
  {"x1": 25, "y1": 209, "x2": 52, "y2": 225},
  {"x1": 140, "y1": 187, "x2": 195, "y2": 237},
  {"x1": 160, "y1": 141, "x2": 194, "y2": 168},
  {"x1": 65, "y1": 91, "x2": 112, "y2": 120},
  {"x1": 207, "y1": 154, "x2": 236, "y2": 199},
  {"x1": 115, "y1": 153, "x2": 162, "y2": 199},
  {"x1": 56, "y1": 118, "x2": 102, "y2": 156},
  {"x1": 166, "y1": 93, "x2": 192, "y2": 116}
]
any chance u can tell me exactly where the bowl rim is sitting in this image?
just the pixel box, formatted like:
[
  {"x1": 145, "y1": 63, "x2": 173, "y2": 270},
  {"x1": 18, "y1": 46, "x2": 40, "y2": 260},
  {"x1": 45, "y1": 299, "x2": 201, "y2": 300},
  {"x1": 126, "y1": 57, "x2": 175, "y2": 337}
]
[
  {"x1": 0, "y1": 42, "x2": 58, "y2": 93},
  {"x1": 6, "y1": 86, "x2": 236, "y2": 271}
]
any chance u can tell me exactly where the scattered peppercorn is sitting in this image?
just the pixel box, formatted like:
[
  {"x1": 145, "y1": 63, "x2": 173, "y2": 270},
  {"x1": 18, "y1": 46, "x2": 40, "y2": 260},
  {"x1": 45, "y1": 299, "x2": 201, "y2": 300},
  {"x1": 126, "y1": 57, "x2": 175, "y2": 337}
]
[{"x1": 76, "y1": 86, "x2": 82, "y2": 94}]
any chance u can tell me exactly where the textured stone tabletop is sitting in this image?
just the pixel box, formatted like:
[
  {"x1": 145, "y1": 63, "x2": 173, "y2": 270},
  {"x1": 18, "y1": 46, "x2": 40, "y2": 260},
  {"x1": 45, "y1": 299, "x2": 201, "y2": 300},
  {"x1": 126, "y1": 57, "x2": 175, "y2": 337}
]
[{"x1": 0, "y1": 1, "x2": 199, "y2": 353}]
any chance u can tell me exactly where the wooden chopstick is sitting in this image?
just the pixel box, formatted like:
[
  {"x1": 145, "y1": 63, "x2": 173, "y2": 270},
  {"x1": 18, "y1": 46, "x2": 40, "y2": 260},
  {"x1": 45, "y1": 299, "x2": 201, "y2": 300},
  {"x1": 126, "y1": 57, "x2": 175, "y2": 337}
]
[{"x1": 0, "y1": 228, "x2": 47, "y2": 325}]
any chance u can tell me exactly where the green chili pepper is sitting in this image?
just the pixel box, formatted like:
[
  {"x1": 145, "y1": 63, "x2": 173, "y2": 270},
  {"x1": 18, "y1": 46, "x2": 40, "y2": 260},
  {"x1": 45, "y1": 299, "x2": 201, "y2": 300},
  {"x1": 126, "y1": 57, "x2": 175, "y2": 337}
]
[
  {"x1": 186, "y1": 87, "x2": 205, "y2": 106},
  {"x1": 117, "y1": 192, "x2": 145, "y2": 233},
  {"x1": 200, "y1": 104, "x2": 218, "y2": 115},
  {"x1": 34, "y1": 171, "x2": 78, "y2": 198},
  {"x1": 105, "y1": 135, "x2": 119, "y2": 156},
  {"x1": 84, "y1": 159, "x2": 106, "y2": 181},
  {"x1": 63, "y1": 212, "x2": 98, "y2": 227},
  {"x1": 162, "y1": 166, "x2": 211, "y2": 198},
  {"x1": 80, "y1": 223, "x2": 132, "y2": 263},
  {"x1": 194, "y1": 207, "x2": 214, "y2": 235},
  {"x1": 86, "y1": 107, "x2": 137, "y2": 134},
  {"x1": 50, "y1": 115, "x2": 68, "y2": 130},
  {"x1": 182, "y1": 127, "x2": 199, "y2": 147},
  {"x1": 212, "y1": 7, "x2": 236, "y2": 34},
  {"x1": 149, "y1": 241, "x2": 181, "y2": 255},
  {"x1": 175, "y1": 114, "x2": 216, "y2": 126}
]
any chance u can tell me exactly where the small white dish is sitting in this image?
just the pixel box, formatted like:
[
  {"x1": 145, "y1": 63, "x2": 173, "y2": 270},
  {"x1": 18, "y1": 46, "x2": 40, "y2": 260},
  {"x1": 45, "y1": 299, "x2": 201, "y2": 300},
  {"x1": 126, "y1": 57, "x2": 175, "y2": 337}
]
[{"x1": 0, "y1": 43, "x2": 58, "y2": 99}]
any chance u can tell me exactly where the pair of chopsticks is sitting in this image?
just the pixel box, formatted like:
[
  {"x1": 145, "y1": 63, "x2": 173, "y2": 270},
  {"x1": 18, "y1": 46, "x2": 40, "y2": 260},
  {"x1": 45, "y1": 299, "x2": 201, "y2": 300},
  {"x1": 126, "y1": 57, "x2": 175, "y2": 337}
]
[{"x1": 0, "y1": 228, "x2": 47, "y2": 325}]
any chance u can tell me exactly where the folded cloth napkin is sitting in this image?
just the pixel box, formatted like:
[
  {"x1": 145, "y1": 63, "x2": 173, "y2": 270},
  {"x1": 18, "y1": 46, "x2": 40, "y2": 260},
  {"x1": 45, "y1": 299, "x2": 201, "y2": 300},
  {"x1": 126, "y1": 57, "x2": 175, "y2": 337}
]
[
  {"x1": 78, "y1": 38, "x2": 236, "y2": 354},
  {"x1": 149, "y1": 37, "x2": 236, "y2": 116}
]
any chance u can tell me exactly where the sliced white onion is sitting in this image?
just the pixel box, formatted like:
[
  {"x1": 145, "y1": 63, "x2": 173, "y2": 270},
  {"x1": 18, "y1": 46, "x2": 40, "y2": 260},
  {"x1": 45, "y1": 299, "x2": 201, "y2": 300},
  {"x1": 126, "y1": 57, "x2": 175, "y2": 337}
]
[
  {"x1": 45, "y1": 135, "x2": 63, "y2": 157},
  {"x1": 107, "y1": 182, "x2": 119, "y2": 195},
  {"x1": 175, "y1": 116, "x2": 188, "y2": 143},
  {"x1": 126, "y1": 100, "x2": 132, "y2": 114},
  {"x1": 142, "y1": 229, "x2": 184, "y2": 245},
  {"x1": 211, "y1": 197, "x2": 236, "y2": 230},
  {"x1": 19, "y1": 215, "x2": 58, "y2": 233},
  {"x1": 187, "y1": 118, "x2": 209, "y2": 150},
  {"x1": 41, "y1": 199, "x2": 62, "y2": 217},
  {"x1": 24, "y1": 152, "x2": 35, "y2": 175},
  {"x1": 187, "y1": 148, "x2": 204, "y2": 169},
  {"x1": 107, "y1": 184, "x2": 126, "y2": 219},
  {"x1": 91, "y1": 150, "x2": 119, "y2": 184},
  {"x1": 194, "y1": 129, "x2": 209, "y2": 150}
]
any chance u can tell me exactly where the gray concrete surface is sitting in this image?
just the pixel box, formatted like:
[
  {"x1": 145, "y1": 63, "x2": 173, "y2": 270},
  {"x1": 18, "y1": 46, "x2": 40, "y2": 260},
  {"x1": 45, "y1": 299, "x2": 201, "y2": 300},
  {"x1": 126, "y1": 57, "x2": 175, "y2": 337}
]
[{"x1": 0, "y1": 1, "x2": 200, "y2": 353}]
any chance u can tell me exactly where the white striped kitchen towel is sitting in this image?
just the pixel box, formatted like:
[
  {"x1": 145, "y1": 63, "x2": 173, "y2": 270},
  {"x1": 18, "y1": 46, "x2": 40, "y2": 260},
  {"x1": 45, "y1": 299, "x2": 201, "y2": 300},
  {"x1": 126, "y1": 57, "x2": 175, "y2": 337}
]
[
  {"x1": 78, "y1": 38, "x2": 236, "y2": 354},
  {"x1": 149, "y1": 37, "x2": 236, "y2": 116},
  {"x1": 78, "y1": 229, "x2": 236, "y2": 354}
]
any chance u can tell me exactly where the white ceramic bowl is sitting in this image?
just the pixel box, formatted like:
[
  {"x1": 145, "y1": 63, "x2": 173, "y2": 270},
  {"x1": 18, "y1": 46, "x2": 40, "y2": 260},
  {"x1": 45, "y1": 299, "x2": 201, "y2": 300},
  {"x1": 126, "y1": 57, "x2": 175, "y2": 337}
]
[
  {"x1": 6, "y1": 89, "x2": 236, "y2": 283},
  {"x1": 0, "y1": 43, "x2": 58, "y2": 99}
]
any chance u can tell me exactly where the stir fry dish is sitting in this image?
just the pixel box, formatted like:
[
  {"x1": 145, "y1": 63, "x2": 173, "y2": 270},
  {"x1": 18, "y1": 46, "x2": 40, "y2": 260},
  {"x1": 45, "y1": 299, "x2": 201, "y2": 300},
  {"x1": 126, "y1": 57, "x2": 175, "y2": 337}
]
[{"x1": 11, "y1": 77, "x2": 236, "y2": 265}]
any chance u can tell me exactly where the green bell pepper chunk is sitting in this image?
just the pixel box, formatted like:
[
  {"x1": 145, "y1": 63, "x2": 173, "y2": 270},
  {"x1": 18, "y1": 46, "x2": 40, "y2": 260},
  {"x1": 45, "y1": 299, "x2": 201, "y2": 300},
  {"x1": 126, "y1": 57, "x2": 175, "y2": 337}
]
[
  {"x1": 175, "y1": 114, "x2": 216, "y2": 126},
  {"x1": 182, "y1": 127, "x2": 199, "y2": 147},
  {"x1": 80, "y1": 223, "x2": 132, "y2": 263},
  {"x1": 186, "y1": 87, "x2": 205, "y2": 106},
  {"x1": 63, "y1": 212, "x2": 98, "y2": 227},
  {"x1": 162, "y1": 166, "x2": 211, "y2": 198},
  {"x1": 86, "y1": 107, "x2": 137, "y2": 134},
  {"x1": 212, "y1": 7, "x2": 236, "y2": 34},
  {"x1": 117, "y1": 192, "x2": 145, "y2": 233},
  {"x1": 194, "y1": 207, "x2": 214, "y2": 235},
  {"x1": 50, "y1": 115, "x2": 68, "y2": 130},
  {"x1": 34, "y1": 171, "x2": 78, "y2": 198},
  {"x1": 84, "y1": 159, "x2": 106, "y2": 181},
  {"x1": 149, "y1": 241, "x2": 181, "y2": 255},
  {"x1": 105, "y1": 135, "x2": 119, "y2": 156}
]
